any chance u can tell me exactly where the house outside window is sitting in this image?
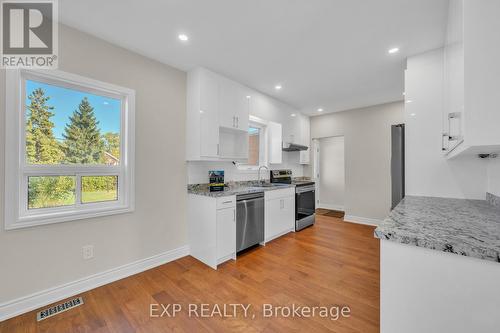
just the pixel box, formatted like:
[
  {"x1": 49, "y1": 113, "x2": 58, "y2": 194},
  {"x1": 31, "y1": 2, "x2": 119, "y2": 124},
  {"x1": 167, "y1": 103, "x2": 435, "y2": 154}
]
[{"x1": 238, "y1": 119, "x2": 268, "y2": 171}]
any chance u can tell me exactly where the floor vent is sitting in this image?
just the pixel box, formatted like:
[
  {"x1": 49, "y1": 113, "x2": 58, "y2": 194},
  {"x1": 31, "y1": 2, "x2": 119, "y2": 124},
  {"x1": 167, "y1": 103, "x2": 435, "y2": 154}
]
[{"x1": 36, "y1": 297, "x2": 84, "y2": 321}]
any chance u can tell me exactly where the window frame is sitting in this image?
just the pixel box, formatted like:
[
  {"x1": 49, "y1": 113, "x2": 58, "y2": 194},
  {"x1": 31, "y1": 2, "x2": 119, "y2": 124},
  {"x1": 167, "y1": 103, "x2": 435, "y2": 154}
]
[
  {"x1": 237, "y1": 117, "x2": 269, "y2": 171},
  {"x1": 5, "y1": 69, "x2": 135, "y2": 230}
]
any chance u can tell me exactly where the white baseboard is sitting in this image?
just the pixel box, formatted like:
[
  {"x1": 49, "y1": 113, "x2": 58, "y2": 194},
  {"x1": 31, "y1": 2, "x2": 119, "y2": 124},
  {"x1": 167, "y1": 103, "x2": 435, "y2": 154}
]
[
  {"x1": 264, "y1": 228, "x2": 295, "y2": 244},
  {"x1": 0, "y1": 245, "x2": 190, "y2": 322},
  {"x1": 343, "y1": 215, "x2": 383, "y2": 226},
  {"x1": 318, "y1": 203, "x2": 344, "y2": 211}
]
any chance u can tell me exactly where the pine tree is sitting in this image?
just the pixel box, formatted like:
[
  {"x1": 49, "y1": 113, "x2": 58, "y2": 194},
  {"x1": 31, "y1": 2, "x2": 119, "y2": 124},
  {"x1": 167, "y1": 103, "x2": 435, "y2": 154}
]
[
  {"x1": 25, "y1": 88, "x2": 63, "y2": 164},
  {"x1": 102, "y1": 132, "x2": 120, "y2": 159},
  {"x1": 62, "y1": 97, "x2": 104, "y2": 164}
]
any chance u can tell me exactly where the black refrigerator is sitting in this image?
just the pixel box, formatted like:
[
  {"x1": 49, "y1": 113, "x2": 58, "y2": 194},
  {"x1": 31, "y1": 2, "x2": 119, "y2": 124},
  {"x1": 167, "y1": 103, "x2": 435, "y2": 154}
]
[{"x1": 391, "y1": 124, "x2": 405, "y2": 209}]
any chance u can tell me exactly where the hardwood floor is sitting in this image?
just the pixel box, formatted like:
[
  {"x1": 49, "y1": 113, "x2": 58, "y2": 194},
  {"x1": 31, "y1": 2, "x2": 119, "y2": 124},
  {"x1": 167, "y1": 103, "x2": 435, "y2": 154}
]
[{"x1": 0, "y1": 216, "x2": 380, "y2": 333}]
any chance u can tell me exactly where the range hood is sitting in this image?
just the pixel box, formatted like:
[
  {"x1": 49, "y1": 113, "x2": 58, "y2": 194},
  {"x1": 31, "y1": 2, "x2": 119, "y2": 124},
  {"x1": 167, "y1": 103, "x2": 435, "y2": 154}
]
[{"x1": 282, "y1": 142, "x2": 309, "y2": 151}]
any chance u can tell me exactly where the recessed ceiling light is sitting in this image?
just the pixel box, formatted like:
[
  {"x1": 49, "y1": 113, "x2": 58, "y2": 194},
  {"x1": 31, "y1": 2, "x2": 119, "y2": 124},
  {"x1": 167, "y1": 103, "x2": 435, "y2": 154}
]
[
  {"x1": 388, "y1": 47, "x2": 400, "y2": 54},
  {"x1": 406, "y1": 100, "x2": 413, "y2": 104},
  {"x1": 178, "y1": 34, "x2": 189, "y2": 42},
  {"x1": 402, "y1": 92, "x2": 406, "y2": 96},
  {"x1": 317, "y1": 108, "x2": 323, "y2": 112},
  {"x1": 275, "y1": 85, "x2": 282, "y2": 90},
  {"x1": 290, "y1": 113, "x2": 296, "y2": 117},
  {"x1": 410, "y1": 113, "x2": 416, "y2": 117},
  {"x1": 246, "y1": 95, "x2": 251, "y2": 99}
]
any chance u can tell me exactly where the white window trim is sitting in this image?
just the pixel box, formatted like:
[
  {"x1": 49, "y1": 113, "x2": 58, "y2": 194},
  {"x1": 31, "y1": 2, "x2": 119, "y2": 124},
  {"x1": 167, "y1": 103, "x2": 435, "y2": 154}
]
[
  {"x1": 4, "y1": 69, "x2": 135, "y2": 230},
  {"x1": 237, "y1": 116, "x2": 269, "y2": 172}
]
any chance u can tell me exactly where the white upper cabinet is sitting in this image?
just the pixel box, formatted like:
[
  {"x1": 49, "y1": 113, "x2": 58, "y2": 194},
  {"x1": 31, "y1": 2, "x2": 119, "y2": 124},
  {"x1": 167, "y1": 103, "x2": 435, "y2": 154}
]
[
  {"x1": 199, "y1": 70, "x2": 220, "y2": 158},
  {"x1": 268, "y1": 121, "x2": 282, "y2": 164},
  {"x1": 186, "y1": 67, "x2": 249, "y2": 161},
  {"x1": 186, "y1": 68, "x2": 220, "y2": 160},
  {"x1": 219, "y1": 77, "x2": 249, "y2": 131},
  {"x1": 443, "y1": 0, "x2": 500, "y2": 158},
  {"x1": 299, "y1": 114, "x2": 310, "y2": 164}
]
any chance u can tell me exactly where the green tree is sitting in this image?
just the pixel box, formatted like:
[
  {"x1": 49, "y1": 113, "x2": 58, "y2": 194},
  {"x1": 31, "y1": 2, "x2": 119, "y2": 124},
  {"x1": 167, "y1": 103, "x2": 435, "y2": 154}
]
[
  {"x1": 25, "y1": 88, "x2": 63, "y2": 164},
  {"x1": 102, "y1": 132, "x2": 120, "y2": 160},
  {"x1": 62, "y1": 97, "x2": 104, "y2": 164}
]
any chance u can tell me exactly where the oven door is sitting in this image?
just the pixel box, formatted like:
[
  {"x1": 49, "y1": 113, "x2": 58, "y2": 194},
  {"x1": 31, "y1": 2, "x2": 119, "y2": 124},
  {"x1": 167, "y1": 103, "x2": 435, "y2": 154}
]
[{"x1": 295, "y1": 185, "x2": 316, "y2": 230}]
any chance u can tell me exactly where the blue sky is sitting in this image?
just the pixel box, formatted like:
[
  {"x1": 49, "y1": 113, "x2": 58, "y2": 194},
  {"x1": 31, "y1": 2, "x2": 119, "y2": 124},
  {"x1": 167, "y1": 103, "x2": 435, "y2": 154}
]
[{"x1": 26, "y1": 80, "x2": 121, "y2": 141}]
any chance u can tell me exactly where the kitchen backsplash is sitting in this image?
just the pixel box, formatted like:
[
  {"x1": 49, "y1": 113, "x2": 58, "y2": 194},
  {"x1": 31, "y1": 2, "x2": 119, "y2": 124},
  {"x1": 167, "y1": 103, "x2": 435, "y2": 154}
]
[{"x1": 187, "y1": 152, "x2": 304, "y2": 184}]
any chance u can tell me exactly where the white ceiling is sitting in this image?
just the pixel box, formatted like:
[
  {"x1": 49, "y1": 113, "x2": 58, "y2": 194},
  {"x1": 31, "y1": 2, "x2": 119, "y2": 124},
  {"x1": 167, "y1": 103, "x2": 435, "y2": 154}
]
[{"x1": 59, "y1": 0, "x2": 449, "y2": 115}]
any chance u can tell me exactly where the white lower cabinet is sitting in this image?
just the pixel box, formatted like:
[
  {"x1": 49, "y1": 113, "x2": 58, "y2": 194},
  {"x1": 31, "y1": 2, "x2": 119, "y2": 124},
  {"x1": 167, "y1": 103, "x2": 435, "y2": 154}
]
[
  {"x1": 188, "y1": 194, "x2": 236, "y2": 269},
  {"x1": 188, "y1": 188, "x2": 295, "y2": 270},
  {"x1": 264, "y1": 188, "x2": 295, "y2": 243},
  {"x1": 216, "y1": 207, "x2": 236, "y2": 264}
]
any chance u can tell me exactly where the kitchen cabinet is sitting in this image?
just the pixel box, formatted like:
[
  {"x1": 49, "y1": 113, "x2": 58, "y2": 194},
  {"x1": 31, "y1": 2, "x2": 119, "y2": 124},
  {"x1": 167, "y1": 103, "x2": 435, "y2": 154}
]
[
  {"x1": 219, "y1": 77, "x2": 249, "y2": 131},
  {"x1": 216, "y1": 206, "x2": 236, "y2": 264},
  {"x1": 268, "y1": 121, "x2": 283, "y2": 164},
  {"x1": 186, "y1": 68, "x2": 220, "y2": 160},
  {"x1": 264, "y1": 188, "x2": 295, "y2": 243},
  {"x1": 282, "y1": 114, "x2": 311, "y2": 164},
  {"x1": 441, "y1": 0, "x2": 500, "y2": 158},
  {"x1": 188, "y1": 194, "x2": 236, "y2": 269},
  {"x1": 186, "y1": 67, "x2": 249, "y2": 161},
  {"x1": 299, "y1": 114, "x2": 311, "y2": 164}
]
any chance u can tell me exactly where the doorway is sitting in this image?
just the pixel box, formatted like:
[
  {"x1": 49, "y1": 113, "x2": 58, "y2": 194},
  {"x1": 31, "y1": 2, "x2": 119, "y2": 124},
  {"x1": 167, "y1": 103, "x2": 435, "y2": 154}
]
[{"x1": 313, "y1": 136, "x2": 345, "y2": 212}]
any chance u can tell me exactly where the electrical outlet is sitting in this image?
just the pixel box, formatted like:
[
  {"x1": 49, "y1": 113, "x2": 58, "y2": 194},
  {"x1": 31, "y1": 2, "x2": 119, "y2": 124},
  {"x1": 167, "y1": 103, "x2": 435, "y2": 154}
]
[{"x1": 82, "y1": 245, "x2": 94, "y2": 260}]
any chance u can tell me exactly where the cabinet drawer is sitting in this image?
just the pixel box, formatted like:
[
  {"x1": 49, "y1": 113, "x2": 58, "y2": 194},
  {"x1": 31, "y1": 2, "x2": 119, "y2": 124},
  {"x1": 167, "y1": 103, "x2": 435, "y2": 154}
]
[
  {"x1": 216, "y1": 196, "x2": 236, "y2": 209},
  {"x1": 264, "y1": 187, "x2": 295, "y2": 201}
]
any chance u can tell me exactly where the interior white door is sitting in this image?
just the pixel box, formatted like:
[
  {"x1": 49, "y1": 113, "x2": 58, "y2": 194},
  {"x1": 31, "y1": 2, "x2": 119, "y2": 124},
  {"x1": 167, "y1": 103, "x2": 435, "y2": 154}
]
[{"x1": 318, "y1": 136, "x2": 345, "y2": 211}]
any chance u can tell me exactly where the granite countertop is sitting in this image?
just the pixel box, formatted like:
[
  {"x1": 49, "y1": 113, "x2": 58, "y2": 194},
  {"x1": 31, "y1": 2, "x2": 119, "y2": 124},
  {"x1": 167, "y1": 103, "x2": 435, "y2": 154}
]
[
  {"x1": 187, "y1": 182, "x2": 295, "y2": 197},
  {"x1": 375, "y1": 196, "x2": 500, "y2": 263}
]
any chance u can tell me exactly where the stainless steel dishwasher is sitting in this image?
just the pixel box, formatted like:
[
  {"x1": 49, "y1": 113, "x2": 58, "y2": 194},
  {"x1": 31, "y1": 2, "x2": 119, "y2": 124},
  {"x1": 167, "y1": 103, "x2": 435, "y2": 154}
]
[{"x1": 236, "y1": 192, "x2": 264, "y2": 252}]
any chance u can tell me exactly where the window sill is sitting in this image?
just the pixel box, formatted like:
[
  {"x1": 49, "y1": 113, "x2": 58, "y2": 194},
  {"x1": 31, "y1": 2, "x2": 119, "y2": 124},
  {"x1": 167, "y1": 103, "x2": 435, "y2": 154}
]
[{"x1": 5, "y1": 205, "x2": 134, "y2": 230}]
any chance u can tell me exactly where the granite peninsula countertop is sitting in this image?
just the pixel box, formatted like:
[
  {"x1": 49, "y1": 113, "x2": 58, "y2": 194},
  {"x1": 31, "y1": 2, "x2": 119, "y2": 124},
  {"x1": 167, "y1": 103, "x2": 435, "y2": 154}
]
[
  {"x1": 187, "y1": 182, "x2": 296, "y2": 198},
  {"x1": 375, "y1": 196, "x2": 500, "y2": 263}
]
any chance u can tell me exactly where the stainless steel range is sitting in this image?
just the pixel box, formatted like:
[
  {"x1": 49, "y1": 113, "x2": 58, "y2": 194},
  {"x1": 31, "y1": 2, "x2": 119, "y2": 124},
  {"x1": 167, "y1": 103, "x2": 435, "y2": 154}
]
[{"x1": 270, "y1": 170, "x2": 315, "y2": 231}]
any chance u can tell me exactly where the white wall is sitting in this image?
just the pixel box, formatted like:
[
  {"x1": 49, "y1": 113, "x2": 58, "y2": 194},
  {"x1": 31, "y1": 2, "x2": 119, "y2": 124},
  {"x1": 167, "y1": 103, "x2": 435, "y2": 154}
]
[
  {"x1": 488, "y1": 158, "x2": 500, "y2": 196},
  {"x1": 0, "y1": 25, "x2": 187, "y2": 304},
  {"x1": 318, "y1": 136, "x2": 345, "y2": 210},
  {"x1": 405, "y1": 49, "x2": 488, "y2": 199},
  {"x1": 187, "y1": 90, "x2": 306, "y2": 184},
  {"x1": 309, "y1": 101, "x2": 404, "y2": 221}
]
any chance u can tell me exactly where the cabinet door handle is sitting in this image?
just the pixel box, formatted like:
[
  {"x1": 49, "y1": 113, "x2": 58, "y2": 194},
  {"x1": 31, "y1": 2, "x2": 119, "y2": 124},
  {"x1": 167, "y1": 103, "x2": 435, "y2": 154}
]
[
  {"x1": 217, "y1": 144, "x2": 219, "y2": 155},
  {"x1": 233, "y1": 116, "x2": 235, "y2": 127},
  {"x1": 236, "y1": 116, "x2": 239, "y2": 128}
]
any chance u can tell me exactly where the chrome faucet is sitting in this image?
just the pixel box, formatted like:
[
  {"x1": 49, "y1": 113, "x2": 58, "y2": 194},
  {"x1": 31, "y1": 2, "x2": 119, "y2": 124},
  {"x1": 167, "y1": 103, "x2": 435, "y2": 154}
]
[{"x1": 258, "y1": 166, "x2": 269, "y2": 185}]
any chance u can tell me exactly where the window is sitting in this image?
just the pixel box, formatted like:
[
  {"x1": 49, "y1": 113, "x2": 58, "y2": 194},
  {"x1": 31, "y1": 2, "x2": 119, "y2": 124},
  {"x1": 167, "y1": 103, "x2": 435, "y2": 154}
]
[
  {"x1": 247, "y1": 127, "x2": 261, "y2": 166},
  {"x1": 5, "y1": 69, "x2": 135, "y2": 229},
  {"x1": 238, "y1": 119, "x2": 267, "y2": 170}
]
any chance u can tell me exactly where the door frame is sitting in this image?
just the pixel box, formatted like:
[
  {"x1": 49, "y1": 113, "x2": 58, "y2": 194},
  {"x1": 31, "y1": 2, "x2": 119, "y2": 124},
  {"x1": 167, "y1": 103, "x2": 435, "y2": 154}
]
[{"x1": 312, "y1": 135, "x2": 345, "y2": 211}]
